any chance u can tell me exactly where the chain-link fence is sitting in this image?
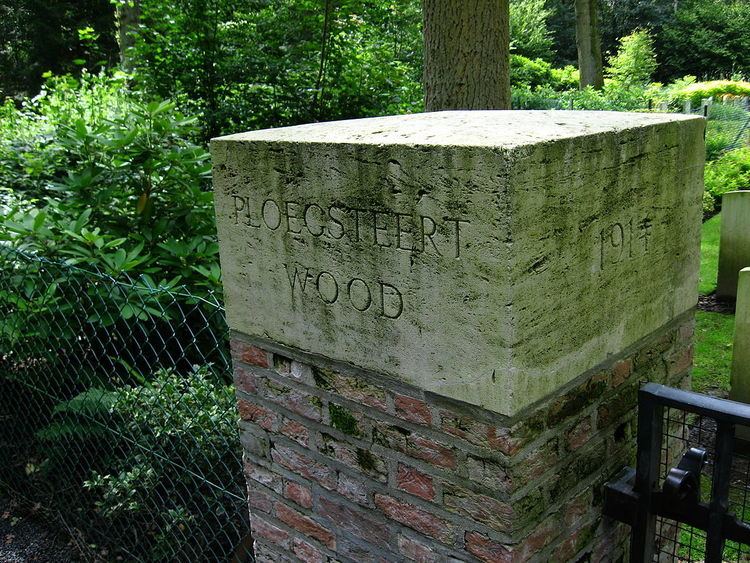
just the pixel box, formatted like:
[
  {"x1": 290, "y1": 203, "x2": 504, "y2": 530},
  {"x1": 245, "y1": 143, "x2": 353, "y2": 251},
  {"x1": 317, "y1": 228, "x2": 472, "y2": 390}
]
[
  {"x1": 0, "y1": 245, "x2": 252, "y2": 562},
  {"x1": 512, "y1": 94, "x2": 750, "y2": 159},
  {"x1": 695, "y1": 99, "x2": 750, "y2": 158}
]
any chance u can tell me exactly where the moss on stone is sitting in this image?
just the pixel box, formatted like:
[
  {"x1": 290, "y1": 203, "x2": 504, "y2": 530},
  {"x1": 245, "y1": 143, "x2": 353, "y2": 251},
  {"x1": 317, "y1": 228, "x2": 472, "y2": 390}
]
[
  {"x1": 312, "y1": 367, "x2": 333, "y2": 390},
  {"x1": 329, "y1": 403, "x2": 360, "y2": 436},
  {"x1": 356, "y1": 448, "x2": 377, "y2": 472}
]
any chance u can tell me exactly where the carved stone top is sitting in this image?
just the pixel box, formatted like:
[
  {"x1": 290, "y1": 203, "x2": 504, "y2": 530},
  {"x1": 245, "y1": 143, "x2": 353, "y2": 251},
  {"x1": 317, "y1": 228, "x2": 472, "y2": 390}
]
[{"x1": 212, "y1": 111, "x2": 705, "y2": 417}]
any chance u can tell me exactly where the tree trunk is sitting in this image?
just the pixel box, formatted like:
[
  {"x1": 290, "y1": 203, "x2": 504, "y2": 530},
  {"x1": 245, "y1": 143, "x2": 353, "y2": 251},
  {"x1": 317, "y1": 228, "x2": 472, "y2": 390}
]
[
  {"x1": 116, "y1": 0, "x2": 141, "y2": 71},
  {"x1": 575, "y1": 0, "x2": 603, "y2": 89},
  {"x1": 422, "y1": 0, "x2": 511, "y2": 111}
]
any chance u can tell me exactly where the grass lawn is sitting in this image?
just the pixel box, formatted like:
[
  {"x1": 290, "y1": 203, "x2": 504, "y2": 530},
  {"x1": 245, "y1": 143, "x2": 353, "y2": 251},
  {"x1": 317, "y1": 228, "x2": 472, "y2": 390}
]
[
  {"x1": 693, "y1": 213, "x2": 735, "y2": 397},
  {"x1": 699, "y1": 213, "x2": 721, "y2": 296},
  {"x1": 692, "y1": 310, "x2": 734, "y2": 395}
]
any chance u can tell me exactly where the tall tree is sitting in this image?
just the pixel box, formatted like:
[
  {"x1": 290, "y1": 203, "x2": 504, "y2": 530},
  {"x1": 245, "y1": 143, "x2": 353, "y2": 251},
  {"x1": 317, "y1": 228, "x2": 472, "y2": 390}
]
[
  {"x1": 422, "y1": 0, "x2": 511, "y2": 111},
  {"x1": 575, "y1": 0, "x2": 603, "y2": 89},
  {"x1": 115, "y1": 0, "x2": 140, "y2": 71}
]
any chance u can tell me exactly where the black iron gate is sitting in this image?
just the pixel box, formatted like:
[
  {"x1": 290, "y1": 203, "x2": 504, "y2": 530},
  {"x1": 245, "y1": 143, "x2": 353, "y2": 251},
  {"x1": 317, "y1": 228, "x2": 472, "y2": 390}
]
[{"x1": 605, "y1": 383, "x2": 750, "y2": 562}]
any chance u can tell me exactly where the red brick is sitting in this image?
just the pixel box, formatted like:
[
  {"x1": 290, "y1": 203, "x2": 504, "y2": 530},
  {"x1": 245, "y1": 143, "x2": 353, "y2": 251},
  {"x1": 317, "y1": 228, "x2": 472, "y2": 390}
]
[
  {"x1": 244, "y1": 460, "x2": 282, "y2": 494},
  {"x1": 275, "y1": 502, "x2": 336, "y2": 549},
  {"x1": 318, "y1": 370, "x2": 387, "y2": 411},
  {"x1": 284, "y1": 480, "x2": 313, "y2": 509},
  {"x1": 231, "y1": 339, "x2": 270, "y2": 368},
  {"x1": 337, "y1": 472, "x2": 370, "y2": 505},
  {"x1": 398, "y1": 535, "x2": 439, "y2": 563},
  {"x1": 271, "y1": 445, "x2": 337, "y2": 490},
  {"x1": 247, "y1": 487, "x2": 273, "y2": 514},
  {"x1": 464, "y1": 531, "x2": 512, "y2": 563},
  {"x1": 556, "y1": 519, "x2": 596, "y2": 562},
  {"x1": 397, "y1": 463, "x2": 435, "y2": 501},
  {"x1": 394, "y1": 394, "x2": 432, "y2": 425},
  {"x1": 597, "y1": 384, "x2": 637, "y2": 430},
  {"x1": 373, "y1": 423, "x2": 456, "y2": 469},
  {"x1": 374, "y1": 494, "x2": 455, "y2": 545},
  {"x1": 318, "y1": 496, "x2": 391, "y2": 547},
  {"x1": 338, "y1": 540, "x2": 381, "y2": 562},
  {"x1": 565, "y1": 416, "x2": 592, "y2": 451},
  {"x1": 515, "y1": 517, "x2": 560, "y2": 561},
  {"x1": 439, "y1": 414, "x2": 529, "y2": 456},
  {"x1": 251, "y1": 517, "x2": 290, "y2": 550},
  {"x1": 264, "y1": 381, "x2": 323, "y2": 421},
  {"x1": 487, "y1": 426, "x2": 526, "y2": 456},
  {"x1": 547, "y1": 371, "x2": 608, "y2": 427},
  {"x1": 237, "y1": 399, "x2": 277, "y2": 430},
  {"x1": 440, "y1": 414, "x2": 493, "y2": 449},
  {"x1": 679, "y1": 321, "x2": 695, "y2": 343},
  {"x1": 408, "y1": 435, "x2": 456, "y2": 469},
  {"x1": 443, "y1": 485, "x2": 513, "y2": 532},
  {"x1": 611, "y1": 358, "x2": 633, "y2": 387},
  {"x1": 253, "y1": 541, "x2": 294, "y2": 563},
  {"x1": 669, "y1": 345, "x2": 694, "y2": 377},
  {"x1": 292, "y1": 537, "x2": 325, "y2": 563},
  {"x1": 234, "y1": 364, "x2": 258, "y2": 393},
  {"x1": 320, "y1": 434, "x2": 387, "y2": 482},
  {"x1": 510, "y1": 437, "x2": 558, "y2": 486},
  {"x1": 466, "y1": 456, "x2": 512, "y2": 495},
  {"x1": 563, "y1": 488, "x2": 593, "y2": 530},
  {"x1": 279, "y1": 418, "x2": 309, "y2": 446}
]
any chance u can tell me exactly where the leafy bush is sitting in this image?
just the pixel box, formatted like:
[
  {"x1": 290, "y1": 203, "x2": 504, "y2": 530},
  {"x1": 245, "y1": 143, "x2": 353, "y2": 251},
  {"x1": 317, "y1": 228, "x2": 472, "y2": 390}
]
[
  {"x1": 0, "y1": 71, "x2": 220, "y2": 296},
  {"x1": 704, "y1": 148, "x2": 750, "y2": 212},
  {"x1": 36, "y1": 366, "x2": 242, "y2": 561},
  {"x1": 511, "y1": 54, "x2": 578, "y2": 90},
  {"x1": 510, "y1": 0, "x2": 555, "y2": 61},
  {"x1": 658, "y1": 0, "x2": 750, "y2": 82},
  {"x1": 605, "y1": 30, "x2": 657, "y2": 87},
  {"x1": 129, "y1": 0, "x2": 423, "y2": 140},
  {"x1": 672, "y1": 80, "x2": 750, "y2": 107}
]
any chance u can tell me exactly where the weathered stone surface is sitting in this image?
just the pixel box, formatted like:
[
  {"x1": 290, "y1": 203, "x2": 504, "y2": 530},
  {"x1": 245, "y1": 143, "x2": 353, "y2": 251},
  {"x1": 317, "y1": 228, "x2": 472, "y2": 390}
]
[
  {"x1": 717, "y1": 191, "x2": 750, "y2": 299},
  {"x1": 212, "y1": 110, "x2": 704, "y2": 416}
]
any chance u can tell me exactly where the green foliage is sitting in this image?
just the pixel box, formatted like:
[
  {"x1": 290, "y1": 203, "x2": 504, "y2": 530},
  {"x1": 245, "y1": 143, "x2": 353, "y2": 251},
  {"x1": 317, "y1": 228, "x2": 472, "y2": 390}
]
[
  {"x1": 0, "y1": 0, "x2": 118, "y2": 98},
  {"x1": 667, "y1": 79, "x2": 750, "y2": 107},
  {"x1": 511, "y1": 55, "x2": 577, "y2": 90},
  {"x1": 37, "y1": 366, "x2": 241, "y2": 561},
  {"x1": 0, "y1": 71, "x2": 220, "y2": 296},
  {"x1": 704, "y1": 148, "x2": 750, "y2": 210},
  {"x1": 658, "y1": 0, "x2": 750, "y2": 81},
  {"x1": 699, "y1": 214, "x2": 721, "y2": 295},
  {"x1": 510, "y1": 0, "x2": 555, "y2": 61},
  {"x1": 129, "y1": 0, "x2": 423, "y2": 140},
  {"x1": 605, "y1": 30, "x2": 657, "y2": 87}
]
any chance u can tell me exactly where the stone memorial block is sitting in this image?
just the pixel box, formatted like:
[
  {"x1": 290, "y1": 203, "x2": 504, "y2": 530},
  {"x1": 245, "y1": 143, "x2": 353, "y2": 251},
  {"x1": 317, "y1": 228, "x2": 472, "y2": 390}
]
[
  {"x1": 717, "y1": 191, "x2": 750, "y2": 299},
  {"x1": 213, "y1": 111, "x2": 704, "y2": 562},
  {"x1": 212, "y1": 111, "x2": 704, "y2": 417}
]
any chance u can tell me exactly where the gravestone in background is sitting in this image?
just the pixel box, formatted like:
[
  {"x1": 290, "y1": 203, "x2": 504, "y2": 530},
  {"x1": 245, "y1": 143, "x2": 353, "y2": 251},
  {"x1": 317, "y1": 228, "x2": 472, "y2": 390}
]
[
  {"x1": 730, "y1": 268, "x2": 750, "y2": 407},
  {"x1": 213, "y1": 111, "x2": 704, "y2": 562},
  {"x1": 717, "y1": 191, "x2": 750, "y2": 299}
]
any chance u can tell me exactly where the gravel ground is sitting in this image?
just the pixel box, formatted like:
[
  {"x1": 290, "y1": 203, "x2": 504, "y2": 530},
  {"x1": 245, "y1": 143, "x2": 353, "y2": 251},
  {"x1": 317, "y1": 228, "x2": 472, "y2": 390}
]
[{"x1": 0, "y1": 496, "x2": 74, "y2": 563}]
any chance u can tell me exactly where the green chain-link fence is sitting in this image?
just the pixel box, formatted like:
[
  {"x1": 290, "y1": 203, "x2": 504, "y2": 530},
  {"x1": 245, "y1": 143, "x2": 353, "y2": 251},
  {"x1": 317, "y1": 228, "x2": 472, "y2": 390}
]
[{"x1": 0, "y1": 245, "x2": 252, "y2": 562}]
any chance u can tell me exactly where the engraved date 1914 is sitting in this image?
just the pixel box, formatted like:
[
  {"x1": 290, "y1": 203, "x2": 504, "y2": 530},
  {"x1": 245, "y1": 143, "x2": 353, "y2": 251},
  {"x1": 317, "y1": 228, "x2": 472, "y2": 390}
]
[{"x1": 599, "y1": 217, "x2": 653, "y2": 269}]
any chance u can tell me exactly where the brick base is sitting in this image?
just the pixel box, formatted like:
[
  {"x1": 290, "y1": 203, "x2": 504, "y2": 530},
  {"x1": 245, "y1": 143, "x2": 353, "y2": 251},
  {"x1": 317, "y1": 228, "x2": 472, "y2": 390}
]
[{"x1": 231, "y1": 313, "x2": 694, "y2": 562}]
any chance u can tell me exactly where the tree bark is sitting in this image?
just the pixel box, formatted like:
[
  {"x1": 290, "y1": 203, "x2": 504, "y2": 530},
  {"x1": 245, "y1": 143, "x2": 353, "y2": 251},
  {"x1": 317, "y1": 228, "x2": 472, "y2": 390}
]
[
  {"x1": 422, "y1": 0, "x2": 511, "y2": 111},
  {"x1": 116, "y1": 0, "x2": 141, "y2": 71},
  {"x1": 575, "y1": 0, "x2": 604, "y2": 89}
]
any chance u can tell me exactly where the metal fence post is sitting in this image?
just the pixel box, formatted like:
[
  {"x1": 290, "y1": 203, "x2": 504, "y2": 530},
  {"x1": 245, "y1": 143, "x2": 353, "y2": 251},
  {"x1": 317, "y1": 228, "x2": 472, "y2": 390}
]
[{"x1": 631, "y1": 388, "x2": 664, "y2": 562}]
